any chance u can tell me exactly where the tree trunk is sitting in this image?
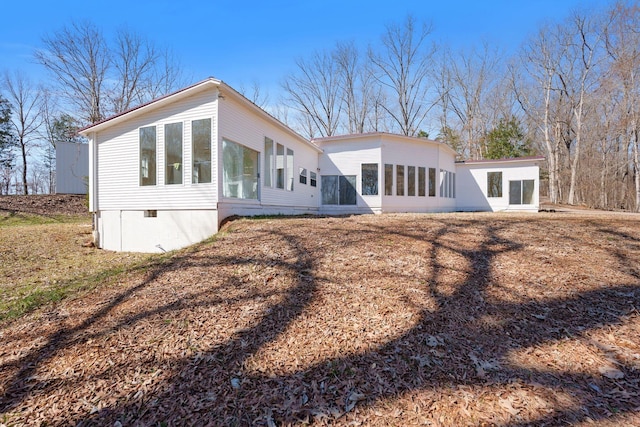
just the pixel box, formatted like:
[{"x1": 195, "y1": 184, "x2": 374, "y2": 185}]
[
  {"x1": 21, "y1": 139, "x2": 28, "y2": 195},
  {"x1": 633, "y1": 127, "x2": 640, "y2": 212}
]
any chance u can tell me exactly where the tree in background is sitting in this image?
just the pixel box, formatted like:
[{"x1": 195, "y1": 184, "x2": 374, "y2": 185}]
[
  {"x1": 35, "y1": 20, "x2": 185, "y2": 125},
  {"x1": 0, "y1": 95, "x2": 16, "y2": 194},
  {"x1": 369, "y1": 15, "x2": 436, "y2": 136},
  {"x1": 485, "y1": 116, "x2": 532, "y2": 159},
  {"x1": 3, "y1": 71, "x2": 43, "y2": 195}
]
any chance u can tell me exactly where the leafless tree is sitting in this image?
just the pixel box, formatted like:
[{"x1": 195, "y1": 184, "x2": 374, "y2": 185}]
[
  {"x1": 368, "y1": 15, "x2": 436, "y2": 136},
  {"x1": 282, "y1": 49, "x2": 343, "y2": 138},
  {"x1": 35, "y1": 20, "x2": 184, "y2": 125},
  {"x1": 2, "y1": 71, "x2": 43, "y2": 195},
  {"x1": 238, "y1": 80, "x2": 269, "y2": 109}
]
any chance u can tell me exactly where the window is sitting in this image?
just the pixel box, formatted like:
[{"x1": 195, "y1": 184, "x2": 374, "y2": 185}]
[
  {"x1": 222, "y1": 139, "x2": 259, "y2": 199},
  {"x1": 408, "y1": 166, "x2": 415, "y2": 196},
  {"x1": 165, "y1": 122, "x2": 183, "y2": 185},
  {"x1": 144, "y1": 210, "x2": 157, "y2": 218},
  {"x1": 396, "y1": 165, "x2": 405, "y2": 196},
  {"x1": 361, "y1": 163, "x2": 378, "y2": 195},
  {"x1": 192, "y1": 118, "x2": 211, "y2": 184},
  {"x1": 264, "y1": 137, "x2": 273, "y2": 187},
  {"x1": 439, "y1": 169, "x2": 444, "y2": 197},
  {"x1": 418, "y1": 167, "x2": 426, "y2": 197},
  {"x1": 428, "y1": 167, "x2": 436, "y2": 197},
  {"x1": 310, "y1": 171, "x2": 317, "y2": 187},
  {"x1": 509, "y1": 179, "x2": 535, "y2": 204},
  {"x1": 487, "y1": 172, "x2": 502, "y2": 198},
  {"x1": 139, "y1": 126, "x2": 156, "y2": 186},
  {"x1": 384, "y1": 164, "x2": 393, "y2": 195},
  {"x1": 299, "y1": 167, "x2": 307, "y2": 185},
  {"x1": 286, "y1": 148, "x2": 294, "y2": 191},
  {"x1": 322, "y1": 175, "x2": 356, "y2": 205},
  {"x1": 276, "y1": 143, "x2": 284, "y2": 189}
]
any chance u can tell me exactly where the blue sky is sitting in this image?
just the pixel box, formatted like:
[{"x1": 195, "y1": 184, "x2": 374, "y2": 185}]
[{"x1": 2, "y1": 0, "x2": 591, "y2": 99}]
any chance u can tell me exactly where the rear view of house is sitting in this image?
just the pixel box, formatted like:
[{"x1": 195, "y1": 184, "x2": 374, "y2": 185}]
[{"x1": 80, "y1": 78, "x2": 542, "y2": 253}]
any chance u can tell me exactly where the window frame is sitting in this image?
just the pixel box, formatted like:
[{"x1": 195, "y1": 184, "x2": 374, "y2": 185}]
[
  {"x1": 487, "y1": 172, "x2": 503, "y2": 198},
  {"x1": 396, "y1": 165, "x2": 405, "y2": 196},
  {"x1": 191, "y1": 118, "x2": 212, "y2": 184},
  {"x1": 139, "y1": 125, "x2": 157, "y2": 186},
  {"x1": 299, "y1": 167, "x2": 307, "y2": 185},
  {"x1": 164, "y1": 122, "x2": 183, "y2": 185},
  {"x1": 222, "y1": 138, "x2": 260, "y2": 200},
  {"x1": 361, "y1": 163, "x2": 379, "y2": 196}
]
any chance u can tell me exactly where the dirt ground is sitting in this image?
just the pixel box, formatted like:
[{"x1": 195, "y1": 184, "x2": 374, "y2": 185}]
[
  {"x1": 0, "y1": 194, "x2": 88, "y2": 217},
  {"x1": 1, "y1": 208, "x2": 640, "y2": 426}
]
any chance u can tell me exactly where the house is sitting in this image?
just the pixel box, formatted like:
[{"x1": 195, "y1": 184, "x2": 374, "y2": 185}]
[{"x1": 79, "y1": 78, "x2": 543, "y2": 253}]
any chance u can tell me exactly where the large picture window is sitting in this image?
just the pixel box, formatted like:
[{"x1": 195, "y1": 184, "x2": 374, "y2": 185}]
[
  {"x1": 222, "y1": 139, "x2": 259, "y2": 199},
  {"x1": 384, "y1": 164, "x2": 393, "y2": 196},
  {"x1": 139, "y1": 126, "x2": 156, "y2": 186},
  {"x1": 322, "y1": 175, "x2": 356, "y2": 205},
  {"x1": 361, "y1": 163, "x2": 378, "y2": 195},
  {"x1": 487, "y1": 172, "x2": 503, "y2": 198},
  {"x1": 192, "y1": 118, "x2": 211, "y2": 184},
  {"x1": 509, "y1": 179, "x2": 535, "y2": 204},
  {"x1": 165, "y1": 122, "x2": 183, "y2": 185}
]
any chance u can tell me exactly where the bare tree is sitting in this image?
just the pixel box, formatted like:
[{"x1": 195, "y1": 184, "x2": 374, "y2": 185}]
[
  {"x1": 368, "y1": 15, "x2": 436, "y2": 136},
  {"x1": 35, "y1": 20, "x2": 109, "y2": 124},
  {"x1": 282, "y1": 49, "x2": 343, "y2": 138},
  {"x1": 35, "y1": 20, "x2": 184, "y2": 125},
  {"x1": 3, "y1": 71, "x2": 42, "y2": 195},
  {"x1": 238, "y1": 80, "x2": 270, "y2": 109},
  {"x1": 605, "y1": 1, "x2": 640, "y2": 212}
]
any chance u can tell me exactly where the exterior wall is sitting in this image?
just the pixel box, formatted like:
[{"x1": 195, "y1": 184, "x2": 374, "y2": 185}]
[
  {"x1": 380, "y1": 136, "x2": 457, "y2": 212},
  {"x1": 217, "y1": 93, "x2": 320, "y2": 221},
  {"x1": 97, "y1": 209, "x2": 218, "y2": 253},
  {"x1": 317, "y1": 137, "x2": 382, "y2": 214},
  {"x1": 456, "y1": 161, "x2": 540, "y2": 212},
  {"x1": 95, "y1": 87, "x2": 218, "y2": 211},
  {"x1": 56, "y1": 141, "x2": 89, "y2": 194}
]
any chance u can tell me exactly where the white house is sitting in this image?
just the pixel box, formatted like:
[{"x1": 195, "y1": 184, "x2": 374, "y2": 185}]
[{"x1": 79, "y1": 78, "x2": 543, "y2": 253}]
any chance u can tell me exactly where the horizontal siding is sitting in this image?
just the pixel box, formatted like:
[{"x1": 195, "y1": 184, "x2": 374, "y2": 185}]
[
  {"x1": 96, "y1": 88, "x2": 218, "y2": 210},
  {"x1": 218, "y1": 96, "x2": 319, "y2": 209}
]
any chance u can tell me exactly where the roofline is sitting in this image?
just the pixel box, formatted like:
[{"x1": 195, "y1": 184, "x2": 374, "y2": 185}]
[
  {"x1": 456, "y1": 155, "x2": 545, "y2": 165},
  {"x1": 218, "y1": 82, "x2": 322, "y2": 153},
  {"x1": 312, "y1": 132, "x2": 458, "y2": 156},
  {"x1": 78, "y1": 77, "x2": 222, "y2": 135}
]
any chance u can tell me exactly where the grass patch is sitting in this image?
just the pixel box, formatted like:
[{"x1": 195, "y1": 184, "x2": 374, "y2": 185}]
[{"x1": 0, "y1": 210, "x2": 89, "y2": 227}]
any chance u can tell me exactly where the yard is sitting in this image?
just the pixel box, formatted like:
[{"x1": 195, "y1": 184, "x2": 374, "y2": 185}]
[{"x1": 1, "y1": 202, "x2": 639, "y2": 425}]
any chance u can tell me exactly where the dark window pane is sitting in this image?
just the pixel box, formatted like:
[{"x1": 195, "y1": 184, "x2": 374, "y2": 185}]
[
  {"x1": 523, "y1": 179, "x2": 535, "y2": 204},
  {"x1": 418, "y1": 167, "x2": 426, "y2": 196},
  {"x1": 192, "y1": 118, "x2": 211, "y2": 184},
  {"x1": 140, "y1": 126, "x2": 156, "y2": 186},
  {"x1": 384, "y1": 164, "x2": 393, "y2": 195},
  {"x1": 264, "y1": 137, "x2": 273, "y2": 187},
  {"x1": 165, "y1": 122, "x2": 183, "y2": 185},
  {"x1": 487, "y1": 172, "x2": 502, "y2": 197},
  {"x1": 396, "y1": 165, "x2": 405, "y2": 196},
  {"x1": 310, "y1": 171, "x2": 317, "y2": 187},
  {"x1": 321, "y1": 175, "x2": 338, "y2": 204},
  {"x1": 407, "y1": 166, "x2": 415, "y2": 196},
  {"x1": 339, "y1": 175, "x2": 357, "y2": 205},
  {"x1": 509, "y1": 180, "x2": 522, "y2": 204},
  {"x1": 428, "y1": 167, "x2": 436, "y2": 197},
  {"x1": 276, "y1": 143, "x2": 284, "y2": 189},
  {"x1": 361, "y1": 163, "x2": 378, "y2": 195},
  {"x1": 287, "y1": 148, "x2": 294, "y2": 191}
]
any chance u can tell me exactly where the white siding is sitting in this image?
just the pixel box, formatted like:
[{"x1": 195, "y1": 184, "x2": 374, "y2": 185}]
[
  {"x1": 56, "y1": 141, "x2": 89, "y2": 194},
  {"x1": 95, "y1": 87, "x2": 218, "y2": 210},
  {"x1": 217, "y1": 95, "x2": 320, "y2": 216},
  {"x1": 456, "y1": 161, "x2": 540, "y2": 212}
]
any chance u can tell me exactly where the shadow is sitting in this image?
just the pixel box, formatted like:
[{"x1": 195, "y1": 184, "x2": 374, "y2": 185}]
[{"x1": 1, "y1": 216, "x2": 639, "y2": 425}]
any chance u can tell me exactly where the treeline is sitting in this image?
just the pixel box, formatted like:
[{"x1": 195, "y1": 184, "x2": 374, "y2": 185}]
[
  {"x1": 0, "y1": 21, "x2": 185, "y2": 195},
  {"x1": 279, "y1": 1, "x2": 640, "y2": 211}
]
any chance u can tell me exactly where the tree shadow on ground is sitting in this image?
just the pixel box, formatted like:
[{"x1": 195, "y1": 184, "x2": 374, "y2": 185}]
[{"x1": 1, "y1": 216, "x2": 639, "y2": 425}]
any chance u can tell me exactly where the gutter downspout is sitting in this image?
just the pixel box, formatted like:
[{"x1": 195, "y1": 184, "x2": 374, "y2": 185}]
[{"x1": 88, "y1": 132, "x2": 100, "y2": 247}]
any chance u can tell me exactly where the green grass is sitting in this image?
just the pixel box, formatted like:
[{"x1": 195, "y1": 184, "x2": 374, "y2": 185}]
[{"x1": 0, "y1": 211, "x2": 90, "y2": 227}]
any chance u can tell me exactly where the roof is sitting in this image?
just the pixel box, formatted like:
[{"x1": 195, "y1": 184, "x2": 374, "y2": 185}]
[
  {"x1": 313, "y1": 132, "x2": 458, "y2": 156},
  {"x1": 78, "y1": 77, "x2": 321, "y2": 153},
  {"x1": 456, "y1": 155, "x2": 545, "y2": 165}
]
